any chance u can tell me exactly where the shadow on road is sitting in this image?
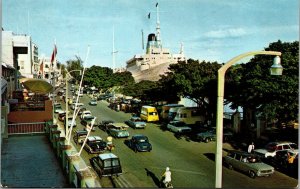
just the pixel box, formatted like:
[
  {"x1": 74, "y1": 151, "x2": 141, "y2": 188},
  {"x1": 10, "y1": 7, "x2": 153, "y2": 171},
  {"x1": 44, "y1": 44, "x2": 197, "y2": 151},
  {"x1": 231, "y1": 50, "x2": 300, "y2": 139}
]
[
  {"x1": 204, "y1": 153, "x2": 215, "y2": 162},
  {"x1": 145, "y1": 168, "x2": 160, "y2": 187}
]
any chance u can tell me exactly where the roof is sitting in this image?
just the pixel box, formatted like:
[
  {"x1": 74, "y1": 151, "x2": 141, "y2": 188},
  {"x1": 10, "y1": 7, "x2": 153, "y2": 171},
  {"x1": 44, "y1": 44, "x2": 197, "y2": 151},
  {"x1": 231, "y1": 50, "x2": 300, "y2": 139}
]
[
  {"x1": 88, "y1": 136, "x2": 102, "y2": 141},
  {"x1": 98, "y1": 153, "x2": 118, "y2": 160},
  {"x1": 111, "y1": 123, "x2": 129, "y2": 128}
]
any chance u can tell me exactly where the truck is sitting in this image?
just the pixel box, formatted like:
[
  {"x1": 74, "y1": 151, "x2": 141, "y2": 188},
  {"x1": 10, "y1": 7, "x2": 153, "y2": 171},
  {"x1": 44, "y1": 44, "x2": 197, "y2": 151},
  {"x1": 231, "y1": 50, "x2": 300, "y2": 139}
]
[{"x1": 160, "y1": 104, "x2": 184, "y2": 121}]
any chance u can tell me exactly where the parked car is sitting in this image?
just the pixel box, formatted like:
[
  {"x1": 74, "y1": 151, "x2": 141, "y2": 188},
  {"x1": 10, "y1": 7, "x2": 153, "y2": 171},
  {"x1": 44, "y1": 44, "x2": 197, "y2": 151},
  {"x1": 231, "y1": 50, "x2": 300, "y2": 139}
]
[
  {"x1": 98, "y1": 120, "x2": 115, "y2": 131},
  {"x1": 81, "y1": 115, "x2": 96, "y2": 131},
  {"x1": 64, "y1": 117, "x2": 77, "y2": 128},
  {"x1": 127, "y1": 134, "x2": 152, "y2": 152},
  {"x1": 54, "y1": 103, "x2": 63, "y2": 113},
  {"x1": 89, "y1": 99, "x2": 97, "y2": 106},
  {"x1": 166, "y1": 121, "x2": 192, "y2": 133},
  {"x1": 125, "y1": 116, "x2": 146, "y2": 129},
  {"x1": 196, "y1": 127, "x2": 233, "y2": 143},
  {"x1": 73, "y1": 130, "x2": 88, "y2": 145},
  {"x1": 89, "y1": 153, "x2": 122, "y2": 178},
  {"x1": 107, "y1": 123, "x2": 130, "y2": 138},
  {"x1": 272, "y1": 149, "x2": 299, "y2": 170},
  {"x1": 58, "y1": 112, "x2": 66, "y2": 121},
  {"x1": 84, "y1": 136, "x2": 107, "y2": 154},
  {"x1": 77, "y1": 107, "x2": 87, "y2": 115},
  {"x1": 80, "y1": 110, "x2": 92, "y2": 120},
  {"x1": 254, "y1": 141, "x2": 298, "y2": 158},
  {"x1": 224, "y1": 150, "x2": 275, "y2": 178}
]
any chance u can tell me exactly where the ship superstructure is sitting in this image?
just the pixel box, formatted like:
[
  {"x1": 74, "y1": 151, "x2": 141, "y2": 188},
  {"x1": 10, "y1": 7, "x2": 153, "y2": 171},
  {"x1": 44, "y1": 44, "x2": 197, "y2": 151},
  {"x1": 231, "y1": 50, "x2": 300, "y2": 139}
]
[{"x1": 126, "y1": 3, "x2": 186, "y2": 82}]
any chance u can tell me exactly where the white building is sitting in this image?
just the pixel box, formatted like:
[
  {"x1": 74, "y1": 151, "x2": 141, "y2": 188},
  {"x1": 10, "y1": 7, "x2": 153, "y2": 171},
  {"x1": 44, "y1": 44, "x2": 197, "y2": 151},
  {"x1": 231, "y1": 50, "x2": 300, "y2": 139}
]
[{"x1": 2, "y1": 31, "x2": 37, "y2": 78}]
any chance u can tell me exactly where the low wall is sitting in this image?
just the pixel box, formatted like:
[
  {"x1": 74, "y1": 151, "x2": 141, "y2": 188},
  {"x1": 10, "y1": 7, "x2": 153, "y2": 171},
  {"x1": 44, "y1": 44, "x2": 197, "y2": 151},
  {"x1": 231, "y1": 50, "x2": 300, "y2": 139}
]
[
  {"x1": 8, "y1": 100, "x2": 53, "y2": 123},
  {"x1": 45, "y1": 120, "x2": 101, "y2": 188}
]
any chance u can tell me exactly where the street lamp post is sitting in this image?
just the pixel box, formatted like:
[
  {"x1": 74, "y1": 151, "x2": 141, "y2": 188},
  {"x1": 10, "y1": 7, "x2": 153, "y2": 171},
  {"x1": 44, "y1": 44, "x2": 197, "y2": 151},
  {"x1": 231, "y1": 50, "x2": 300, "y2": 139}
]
[
  {"x1": 215, "y1": 51, "x2": 282, "y2": 188},
  {"x1": 65, "y1": 69, "x2": 81, "y2": 137}
]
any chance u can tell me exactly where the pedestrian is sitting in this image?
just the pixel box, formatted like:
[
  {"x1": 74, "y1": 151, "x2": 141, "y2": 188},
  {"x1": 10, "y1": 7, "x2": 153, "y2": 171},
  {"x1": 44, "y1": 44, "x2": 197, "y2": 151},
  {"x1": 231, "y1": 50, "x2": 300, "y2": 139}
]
[{"x1": 248, "y1": 142, "x2": 255, "y2": 153}]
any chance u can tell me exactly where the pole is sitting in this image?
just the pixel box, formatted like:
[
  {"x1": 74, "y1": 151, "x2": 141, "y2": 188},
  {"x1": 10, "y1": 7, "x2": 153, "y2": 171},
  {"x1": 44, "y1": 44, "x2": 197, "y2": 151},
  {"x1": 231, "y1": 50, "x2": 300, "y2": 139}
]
[
  {"x1": 67, "y1": 46, "x2": 90, "y2": 145},
  {"x1": 65, "y1": 74, "x2": 69, "y2": 136},
  {"x1": 215, "y1": 51, "x2": 281, "y2": 188}
]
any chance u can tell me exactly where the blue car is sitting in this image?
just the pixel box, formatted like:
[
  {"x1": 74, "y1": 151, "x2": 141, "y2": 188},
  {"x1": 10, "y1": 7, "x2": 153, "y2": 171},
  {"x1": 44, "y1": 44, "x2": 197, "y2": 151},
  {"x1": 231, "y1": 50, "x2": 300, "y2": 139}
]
[{"x1": 128, "y1": 134, "x2": 152, "y2": 152}]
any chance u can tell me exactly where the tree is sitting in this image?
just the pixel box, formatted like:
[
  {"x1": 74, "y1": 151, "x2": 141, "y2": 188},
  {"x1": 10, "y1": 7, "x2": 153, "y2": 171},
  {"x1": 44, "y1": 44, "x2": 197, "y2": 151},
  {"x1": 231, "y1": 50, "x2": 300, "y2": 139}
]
[
  {"x1": 227, "y1": 40, "x2": 299, "y2": 131},
  {"x1": 161, "y1": 59, "x2": 221, "y2": 119},
  {"x1": 83, "y1": 66, "x2": 113, "y2": 90},
  {"x1": 66, "y1": 56, "x2": 83, "y2": 82}
]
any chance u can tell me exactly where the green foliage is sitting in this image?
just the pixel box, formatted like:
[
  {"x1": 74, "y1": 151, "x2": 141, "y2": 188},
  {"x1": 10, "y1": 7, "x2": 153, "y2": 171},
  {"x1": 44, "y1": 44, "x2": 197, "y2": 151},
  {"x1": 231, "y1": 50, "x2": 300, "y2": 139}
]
[
  {"x1": 66, "y1": 56, "x2": 83, "y2": 81},
  {"x1": 228, "y1": 40, "x2": 299, "y2": 124}
]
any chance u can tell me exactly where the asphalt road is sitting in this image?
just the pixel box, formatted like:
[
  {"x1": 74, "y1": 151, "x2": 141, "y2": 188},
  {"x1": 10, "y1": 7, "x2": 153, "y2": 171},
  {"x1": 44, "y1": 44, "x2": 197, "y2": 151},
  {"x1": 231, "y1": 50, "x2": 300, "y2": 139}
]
[{"x1": 57, "y1": 94, "x2": 298, "y2": 188}]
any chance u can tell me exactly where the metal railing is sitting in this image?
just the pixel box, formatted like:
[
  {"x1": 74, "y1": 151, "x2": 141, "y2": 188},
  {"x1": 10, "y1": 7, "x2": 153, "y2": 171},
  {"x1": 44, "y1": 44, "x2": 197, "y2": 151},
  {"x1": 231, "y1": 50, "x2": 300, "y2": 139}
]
[{"x1": 8, "y1": 122, "x2": 46, "y2": 135}]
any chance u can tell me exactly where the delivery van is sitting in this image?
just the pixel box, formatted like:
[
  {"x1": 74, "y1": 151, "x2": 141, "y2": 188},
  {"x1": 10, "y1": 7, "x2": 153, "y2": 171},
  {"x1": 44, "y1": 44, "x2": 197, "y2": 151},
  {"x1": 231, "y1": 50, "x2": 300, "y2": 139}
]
[
  {"x1": 174, "y1": 107, "x2": 205, "y2": 125},
  {"x1": 160, "y1": 104, "x2": 184, "y2": 121},
  {"x1": 140, "y1": 105, "x2": 159, "y2": 122}
]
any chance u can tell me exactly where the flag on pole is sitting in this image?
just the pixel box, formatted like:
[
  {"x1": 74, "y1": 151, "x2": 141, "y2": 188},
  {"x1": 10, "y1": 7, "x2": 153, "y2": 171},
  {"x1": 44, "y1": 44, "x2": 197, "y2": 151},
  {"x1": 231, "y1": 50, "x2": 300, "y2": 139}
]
[
  {"x1": 148, "y1": 12, "x2": 150, "y2": 19},
  {"x1": 156, "y1": 2, "x2": 158, "y2": 7},
  {"x1": 50, "y1": 45, "x2": 57, "y2": 67}
]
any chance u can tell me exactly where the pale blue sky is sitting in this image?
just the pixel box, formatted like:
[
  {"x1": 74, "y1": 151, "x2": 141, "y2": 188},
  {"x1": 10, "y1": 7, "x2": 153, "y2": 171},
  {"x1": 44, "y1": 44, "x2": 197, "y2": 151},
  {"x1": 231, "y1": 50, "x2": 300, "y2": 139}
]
[{"x1": 3, "y1": 0, "x2": 299, "y2": 68}]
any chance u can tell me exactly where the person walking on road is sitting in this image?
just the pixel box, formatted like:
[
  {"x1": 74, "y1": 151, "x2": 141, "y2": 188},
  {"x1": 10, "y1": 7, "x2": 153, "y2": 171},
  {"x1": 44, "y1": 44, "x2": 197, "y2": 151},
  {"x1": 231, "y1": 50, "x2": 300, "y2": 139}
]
[{"x1": 248, "y1": 142, "x2": 255, "y2": 153}]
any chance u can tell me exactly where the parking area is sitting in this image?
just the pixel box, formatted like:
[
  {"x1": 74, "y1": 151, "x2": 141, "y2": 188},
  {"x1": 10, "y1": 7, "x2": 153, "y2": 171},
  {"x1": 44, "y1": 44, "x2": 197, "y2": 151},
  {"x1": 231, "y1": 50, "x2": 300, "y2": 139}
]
[{"x1": 1, "y1": 134, "x2": 69, "y2": 188}]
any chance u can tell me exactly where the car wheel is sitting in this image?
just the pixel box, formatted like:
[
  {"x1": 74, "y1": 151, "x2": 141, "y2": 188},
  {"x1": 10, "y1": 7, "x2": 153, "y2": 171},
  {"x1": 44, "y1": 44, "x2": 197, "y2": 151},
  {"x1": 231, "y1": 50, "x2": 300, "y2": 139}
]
[
  {"x1": 134, "y1": 147, "x2": 137, "y2": 153},
  {"x1": 249, "y1": 170, "x2": 256, "y2": 178},
  {"x1": 205, "y1": 138, "x2": 210, "y2": 143}
]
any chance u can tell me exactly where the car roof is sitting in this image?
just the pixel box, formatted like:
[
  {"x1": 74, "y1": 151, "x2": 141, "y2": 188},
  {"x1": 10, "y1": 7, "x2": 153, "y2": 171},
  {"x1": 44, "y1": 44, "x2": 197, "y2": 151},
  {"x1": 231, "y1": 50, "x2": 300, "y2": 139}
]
[
  {"x1": 111, "y1": 123, "x2": 129, "y2": 128},
  {"x1": 75, "y1": 130, "x2": 88, "y2": 134},
  {"x1": 88, "y1": 136, "x2": 102, "y2": 141},
  {"x1": 98, "y1": 153, "x2": 118, "y2": 160},
  {"x1": 133, "y1": 134, "x2": 147, "y2": 138}
]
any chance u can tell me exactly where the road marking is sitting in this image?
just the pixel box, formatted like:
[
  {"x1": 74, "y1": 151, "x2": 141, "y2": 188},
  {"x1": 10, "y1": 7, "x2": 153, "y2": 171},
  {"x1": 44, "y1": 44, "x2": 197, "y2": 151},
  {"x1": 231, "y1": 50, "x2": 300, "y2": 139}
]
[
  {"x1": 150, "y1": 166, "x2": 207, "y2": 176},
  {"x1": 114, "y1": 175, "x2": 133, "y2": 188}
]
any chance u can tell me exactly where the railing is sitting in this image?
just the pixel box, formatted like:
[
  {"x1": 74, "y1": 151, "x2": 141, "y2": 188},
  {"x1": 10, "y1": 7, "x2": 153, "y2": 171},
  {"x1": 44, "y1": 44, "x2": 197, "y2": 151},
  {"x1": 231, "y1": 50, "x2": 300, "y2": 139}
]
[
  {"x1": 8, "y1": 122, "x2": 46, "y2": 135},
  {"x1": 10, "y1": 101, "x2": 46, "y2": 111}
]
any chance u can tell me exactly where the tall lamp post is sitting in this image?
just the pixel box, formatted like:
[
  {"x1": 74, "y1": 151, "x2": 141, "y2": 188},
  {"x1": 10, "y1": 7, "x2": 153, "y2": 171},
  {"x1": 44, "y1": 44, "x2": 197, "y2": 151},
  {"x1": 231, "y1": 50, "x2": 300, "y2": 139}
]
[
  {"x1": 215, "y1": 51, "x2": 283, "y2": 188},
  {"x1": 65, "y1": 69, "x2": 82, "y2": 137}
]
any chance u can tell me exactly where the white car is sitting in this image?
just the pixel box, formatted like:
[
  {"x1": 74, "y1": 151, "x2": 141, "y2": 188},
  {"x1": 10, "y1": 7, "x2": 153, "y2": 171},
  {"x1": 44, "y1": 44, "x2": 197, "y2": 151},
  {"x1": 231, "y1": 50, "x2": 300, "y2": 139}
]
[
  {"x1": 80, "y1": 110, "x2": 92, "y2": 119},
  {"x1": 254, "y1": 141, "x2": 298, "y2": 158},
  {"x1": 166, "y1": 121, "x2": 192, "y2": 133}
]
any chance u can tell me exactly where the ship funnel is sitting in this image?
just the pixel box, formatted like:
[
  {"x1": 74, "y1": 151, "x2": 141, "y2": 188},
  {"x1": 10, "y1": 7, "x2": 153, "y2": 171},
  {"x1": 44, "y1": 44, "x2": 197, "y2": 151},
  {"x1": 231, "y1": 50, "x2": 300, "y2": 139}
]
[{"x1": 146, "y1": 33, "x2": 157, "y2": 54}]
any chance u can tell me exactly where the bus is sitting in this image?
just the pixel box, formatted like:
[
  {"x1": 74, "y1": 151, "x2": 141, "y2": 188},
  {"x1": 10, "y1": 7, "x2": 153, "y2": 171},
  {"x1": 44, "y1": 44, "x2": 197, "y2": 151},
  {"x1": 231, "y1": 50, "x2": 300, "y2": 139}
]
[
  {"x1": 174, "y1": 107, "x2": 205, "y2": 125},
  {"x1": 140, "y1": 106, "x2": 159, "y2": 122}
]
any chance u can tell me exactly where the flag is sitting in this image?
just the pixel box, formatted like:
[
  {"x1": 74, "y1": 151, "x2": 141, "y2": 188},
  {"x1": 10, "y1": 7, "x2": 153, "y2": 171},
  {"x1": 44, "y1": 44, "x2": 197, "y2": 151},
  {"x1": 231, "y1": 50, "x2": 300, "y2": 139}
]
[
  {"x1": 156, "y1": 2, "x2": 158, "y2": 7},
  {"x1": 40, "y1": 60, "x2": 44, "y2": 73},
  {"x1": 50, "y1": 45, "x2": 57, "y2": 66},
  {"x1": 148, "y1": 12, "x2": 150, "y2": 19}
]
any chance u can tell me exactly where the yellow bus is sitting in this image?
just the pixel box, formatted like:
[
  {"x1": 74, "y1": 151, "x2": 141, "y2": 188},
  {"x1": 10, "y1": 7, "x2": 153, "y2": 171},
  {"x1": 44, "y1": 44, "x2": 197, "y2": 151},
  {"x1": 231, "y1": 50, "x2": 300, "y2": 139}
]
[{"x1": 140, "y1": 106, "x2": 159, "y2": 122}]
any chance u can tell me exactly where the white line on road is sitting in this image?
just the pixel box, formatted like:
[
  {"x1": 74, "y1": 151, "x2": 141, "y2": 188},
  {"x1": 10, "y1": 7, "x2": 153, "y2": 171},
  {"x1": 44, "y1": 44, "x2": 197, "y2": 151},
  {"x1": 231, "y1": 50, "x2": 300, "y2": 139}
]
[{"x1": 150, "y1": 166, "x2": 207, "y2": 176}]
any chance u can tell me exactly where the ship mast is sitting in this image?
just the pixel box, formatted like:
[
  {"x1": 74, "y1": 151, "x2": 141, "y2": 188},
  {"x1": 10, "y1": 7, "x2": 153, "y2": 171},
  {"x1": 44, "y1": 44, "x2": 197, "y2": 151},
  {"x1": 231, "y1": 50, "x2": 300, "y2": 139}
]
[
  {"x1": 112, "y1": 26, "x2": 118, "y2": 72},
  {"x1": 155, "y1": 2, "x2": 162, "y2": 49}
]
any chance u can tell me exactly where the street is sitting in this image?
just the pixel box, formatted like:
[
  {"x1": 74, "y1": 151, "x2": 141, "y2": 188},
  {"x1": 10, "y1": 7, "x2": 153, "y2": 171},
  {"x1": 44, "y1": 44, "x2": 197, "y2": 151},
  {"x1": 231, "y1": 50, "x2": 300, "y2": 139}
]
[{"x1": 57, "y1": 94, "x2": 298, "y2": 188}]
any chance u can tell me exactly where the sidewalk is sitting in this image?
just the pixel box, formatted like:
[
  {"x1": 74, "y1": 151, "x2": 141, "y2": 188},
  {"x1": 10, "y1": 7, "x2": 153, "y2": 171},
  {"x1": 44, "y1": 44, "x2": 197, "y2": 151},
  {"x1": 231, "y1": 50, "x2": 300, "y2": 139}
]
[{"x1": 1, "y1": 134, "x2": 69, "y2": 188}]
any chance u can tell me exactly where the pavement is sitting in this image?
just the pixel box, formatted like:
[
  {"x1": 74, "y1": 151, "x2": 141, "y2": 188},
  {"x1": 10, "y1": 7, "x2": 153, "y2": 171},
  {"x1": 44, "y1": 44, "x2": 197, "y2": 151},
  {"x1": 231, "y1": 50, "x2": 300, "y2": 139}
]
[{"x1": 1, "y1": 134, "x2": 69, "y2": 188}]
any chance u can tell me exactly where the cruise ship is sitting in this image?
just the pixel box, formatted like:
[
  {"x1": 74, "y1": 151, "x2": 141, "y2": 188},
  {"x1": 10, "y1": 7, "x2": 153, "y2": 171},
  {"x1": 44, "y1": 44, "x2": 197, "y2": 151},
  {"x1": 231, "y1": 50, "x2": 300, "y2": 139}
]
[{"x1": 126, "y1": 3, "x2": 186, "y2": 82}]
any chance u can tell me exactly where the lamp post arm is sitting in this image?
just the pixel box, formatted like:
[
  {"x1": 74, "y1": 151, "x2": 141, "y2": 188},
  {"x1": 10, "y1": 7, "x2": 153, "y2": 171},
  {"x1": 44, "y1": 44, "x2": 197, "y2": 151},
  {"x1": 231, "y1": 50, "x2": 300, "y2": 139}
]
[
  {"x1": 215, "y1": 50, "x2": 281, "y2": 188},
  {"x1": 219, "y1": 51, "x2": 282, "y2": 76}
]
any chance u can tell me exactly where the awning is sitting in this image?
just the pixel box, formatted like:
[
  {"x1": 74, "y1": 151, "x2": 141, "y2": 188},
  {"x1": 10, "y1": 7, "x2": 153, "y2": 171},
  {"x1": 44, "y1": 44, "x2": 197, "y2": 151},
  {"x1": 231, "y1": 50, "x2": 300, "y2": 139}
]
[{"x1": 19, "y1": 78, "x2": 53, "y2": 94}]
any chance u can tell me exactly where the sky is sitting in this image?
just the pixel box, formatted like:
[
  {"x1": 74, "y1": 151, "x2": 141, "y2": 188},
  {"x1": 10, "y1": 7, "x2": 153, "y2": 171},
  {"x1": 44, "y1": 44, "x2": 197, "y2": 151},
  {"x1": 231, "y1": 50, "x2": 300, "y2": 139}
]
[{"x1": 2, "y1": 0, "x2": 299, "y2": 69}]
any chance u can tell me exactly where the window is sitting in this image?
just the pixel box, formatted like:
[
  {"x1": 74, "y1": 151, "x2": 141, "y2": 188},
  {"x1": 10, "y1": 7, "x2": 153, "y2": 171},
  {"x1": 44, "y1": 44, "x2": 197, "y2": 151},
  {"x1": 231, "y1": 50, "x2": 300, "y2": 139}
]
[{"x1": 20, "y1": 61, "x2": 24, "y2": 69}]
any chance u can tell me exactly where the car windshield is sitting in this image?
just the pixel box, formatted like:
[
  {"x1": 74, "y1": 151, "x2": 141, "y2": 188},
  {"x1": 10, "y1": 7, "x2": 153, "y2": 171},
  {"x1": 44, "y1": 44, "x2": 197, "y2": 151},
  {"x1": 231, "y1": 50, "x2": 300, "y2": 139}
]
[{"x1": 104, "y1": 158, "x2": 120, "y2": 167}]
